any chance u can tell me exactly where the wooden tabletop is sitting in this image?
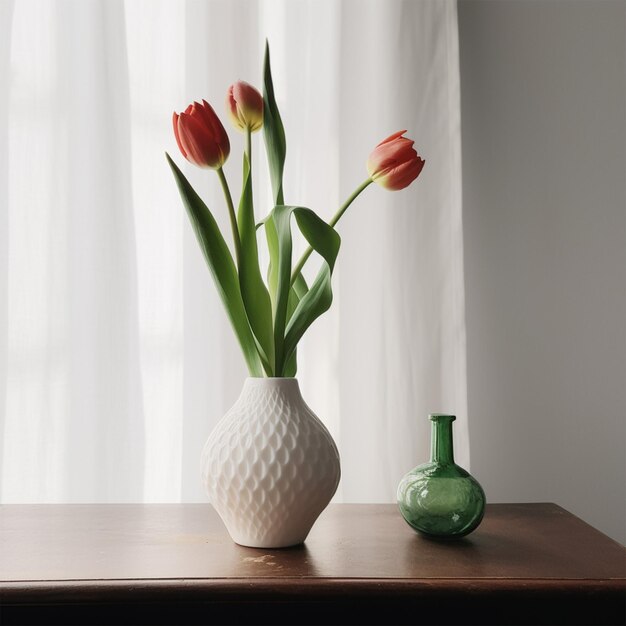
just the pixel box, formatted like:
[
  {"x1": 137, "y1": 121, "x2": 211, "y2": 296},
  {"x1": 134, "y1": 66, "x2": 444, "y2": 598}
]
[{"x1": 0, "y1": 503, "x2": 624, "y2": 625}]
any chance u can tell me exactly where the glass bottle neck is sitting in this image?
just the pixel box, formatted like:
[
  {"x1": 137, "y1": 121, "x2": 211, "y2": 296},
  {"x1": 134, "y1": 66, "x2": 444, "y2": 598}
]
[{"x1": 429, "y1": 414, "x2": 455, "y2": 465}]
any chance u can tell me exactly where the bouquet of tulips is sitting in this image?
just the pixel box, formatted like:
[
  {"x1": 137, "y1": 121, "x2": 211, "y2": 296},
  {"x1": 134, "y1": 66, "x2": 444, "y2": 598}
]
[{"x1": 166, "y1": 44, "x2": 424, "y2": 378}]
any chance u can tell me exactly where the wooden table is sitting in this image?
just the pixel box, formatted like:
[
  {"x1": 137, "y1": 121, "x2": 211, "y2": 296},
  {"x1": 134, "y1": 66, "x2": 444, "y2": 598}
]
[{"x1": 0, "y1": 503, "x2": 624, "y2": 625}]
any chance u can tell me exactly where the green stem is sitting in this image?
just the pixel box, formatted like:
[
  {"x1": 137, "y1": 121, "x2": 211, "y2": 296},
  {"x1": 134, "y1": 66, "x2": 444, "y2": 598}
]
[
  {"x1": 216, "y1": 167, "x2": 241, "y2": 267},
  {"x1": 290, "y1": 177, "x2": 373, "y2": 284},
  {"x1": 245, "y1": 128, "x2": 252, "y2": 172}
]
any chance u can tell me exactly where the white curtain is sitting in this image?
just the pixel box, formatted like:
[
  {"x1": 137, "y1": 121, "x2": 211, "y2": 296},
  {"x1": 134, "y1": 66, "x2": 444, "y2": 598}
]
[{"x1": 0, "y1": 0, "x2": 467, "y2": 503}]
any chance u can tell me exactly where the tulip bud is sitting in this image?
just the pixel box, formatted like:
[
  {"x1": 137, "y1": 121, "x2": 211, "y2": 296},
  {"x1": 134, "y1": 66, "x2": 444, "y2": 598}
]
[
  {"x1": 172, "y1": 100, "x2": 230, "y2": 169},
  {"x1": 366, "y1": 131, "x2": 425, "y2": 191},
  {"x1": 226, "y1": 81, "x2": 264, "y2": 133}
]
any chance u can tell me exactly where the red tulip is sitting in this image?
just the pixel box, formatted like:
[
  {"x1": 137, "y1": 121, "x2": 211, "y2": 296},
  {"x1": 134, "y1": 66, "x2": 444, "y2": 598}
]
[
  {"x1": 226, "y1": 81, "x2": 264, "y2": 133},
  {"x1": 172, "y1": 100, "x2": 230, "y2": 169},
  {"x1": 366, "y1": 131, "x2": 425, "y2": 191}
]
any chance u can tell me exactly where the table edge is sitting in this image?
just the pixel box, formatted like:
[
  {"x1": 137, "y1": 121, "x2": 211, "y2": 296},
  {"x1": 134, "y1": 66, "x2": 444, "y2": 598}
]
[{"x1": 1, "y1": 577, "x2": 625, "y2": 605}]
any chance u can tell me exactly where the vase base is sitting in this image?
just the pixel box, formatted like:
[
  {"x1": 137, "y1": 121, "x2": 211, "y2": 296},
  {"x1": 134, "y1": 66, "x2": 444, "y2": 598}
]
[
  {"x1": 232, "y1": 536, "x2": 307, "y2": 549},
  {"x1": 417, "y1": 530, "x2": 473, "y2": 541}
]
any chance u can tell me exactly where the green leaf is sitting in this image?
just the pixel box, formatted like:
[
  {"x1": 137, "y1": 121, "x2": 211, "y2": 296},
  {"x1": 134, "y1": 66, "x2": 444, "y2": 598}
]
[
  {"x1": 265, "y1": 215, "x2": 280, "y2": 317},
  {"x1": 166, "y1": 153, "x2": 264, "y2": 378},
  {"x1": 260, "y1": 212, "x2": 308, "y2": 312},
  {"x1": 282, "y1": 280, "x2": 306, "y2": 378},
  {"x1": 292, "y1": 272, "x2": 309, "y2": 300},
  {"x1": 270, "y1": 205, "x2": 294, "y2": 376},
  {"x1": 270, "y1": 205, "x2": 340, "y2": 376},
  {"x1": 262, "y1": 39, "x2": 309, "y2": 361},
  {"x1": 264, "y1": 221, "x2": 309, "y2": 321},
  {"x1": 262, "y1": 41, "x2": 287, "y2": 324},
  {"x1": 284, "y1": 211, "x2": 340, "y2": 365},
  {"x1": 237, "y1": 152, "x2": 275, "y2": 375},
  {"x1": 262, "y1": 217, "x2": 307, "y2": 377},
  {"x1": 263, "y1": 40, "x2": 286, "y2": 207},
  {"x1": 283, "y1": 348, "x2": 298, "y2": 377},
  {"x1": 281, "y1": 272, "x2": 308, "y2": 377}
]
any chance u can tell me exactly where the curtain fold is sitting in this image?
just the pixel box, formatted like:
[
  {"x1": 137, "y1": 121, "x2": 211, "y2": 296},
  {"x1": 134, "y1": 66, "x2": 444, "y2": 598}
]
[
  {"x1": 331, "y1": 0, "x2": 468, "y2": 500},
  {"x1": 0, "y1": 0, "x2": 467, "y2": 503}
]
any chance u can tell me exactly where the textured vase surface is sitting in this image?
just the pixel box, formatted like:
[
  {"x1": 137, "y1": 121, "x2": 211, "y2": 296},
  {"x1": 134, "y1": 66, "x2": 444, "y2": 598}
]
[{"x1": 201, "y1": 377, "x2": 341, "y2": 548}]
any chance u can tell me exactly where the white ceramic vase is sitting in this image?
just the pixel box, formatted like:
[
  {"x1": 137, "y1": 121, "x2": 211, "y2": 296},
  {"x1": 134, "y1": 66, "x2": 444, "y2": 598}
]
[{"x1": 201, "y1": 377, "x2": 341, "y2": 548}]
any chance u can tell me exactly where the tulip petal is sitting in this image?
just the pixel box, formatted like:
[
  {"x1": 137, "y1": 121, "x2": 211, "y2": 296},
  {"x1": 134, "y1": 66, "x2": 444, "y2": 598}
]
[
  {"x1": 201, "y1": 99, "x2": 230, "y2": 160},
  {"x1": 198, "y1": 100, "x2": 217, "y2": 130},
  {"x1": 378, "y1": 156, "x2": 425, "y2": 191},
  {"x1": 172, "y1": 112, "x2": 187, "y2": 159},
  {"x1": 377, "y1": 130, "x2": 408, "y2": 147},
  {"x1": 177, "y1": 112, "x2": 221, "y2": 168},
  {"x1": 226, "y1": 86, "x2": 243, "y2": 131}
]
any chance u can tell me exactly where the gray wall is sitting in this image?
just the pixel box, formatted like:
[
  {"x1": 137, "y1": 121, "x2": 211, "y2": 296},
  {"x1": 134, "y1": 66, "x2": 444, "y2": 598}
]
[{"x1": 458, "y1": 0, "x2": 626, "y2": 543}]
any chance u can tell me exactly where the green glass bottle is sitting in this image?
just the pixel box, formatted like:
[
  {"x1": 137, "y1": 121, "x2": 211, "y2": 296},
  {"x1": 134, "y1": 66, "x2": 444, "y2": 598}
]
[{"x1": 397, "y1": 414, "x2": 485, "y2": 539}]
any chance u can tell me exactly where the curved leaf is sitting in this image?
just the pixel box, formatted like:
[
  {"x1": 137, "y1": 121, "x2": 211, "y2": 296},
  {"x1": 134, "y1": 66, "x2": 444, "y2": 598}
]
[
  {"x1": 237, "y1": 152, "x2": 274, "y2": 375},
  {"x1": 261, "y1": 215, "x2": 307, "y2": 377},
  {"x1": 270, "y1": 205, "x2": 340, "y2": 376},
  {"x1": 263, "y1": 40, "x2": 286, "y2": 207},
  {"x1": 166, "y1": 153, "x2": 264, "y2": 377},
  {"x1": 264, "y1": 215, "x2": 280, "y2": 317},
  {"x1": 284, "y1": 211, "x2": 340, "y2": 365},
  {"x1": 281, "y1": 276, "x2": 307, "y2": 377},
  {"x1": 283, "y1": 348, "x2": 298, "y2": 377},
  {"x1": 270, "y1": 205, "x2": 294, "y2": 376},
  {"x1": 292, "y1": 271, "x2": 309, "y2": 301},
  {"x1": 265, "y1": 220, "x2": 309, "y2": 321}
]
